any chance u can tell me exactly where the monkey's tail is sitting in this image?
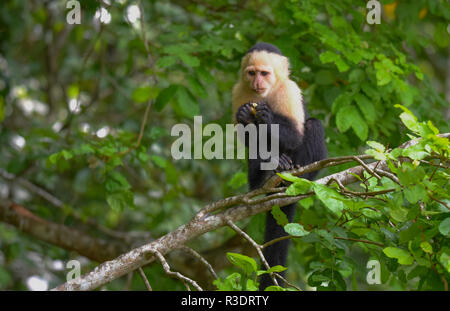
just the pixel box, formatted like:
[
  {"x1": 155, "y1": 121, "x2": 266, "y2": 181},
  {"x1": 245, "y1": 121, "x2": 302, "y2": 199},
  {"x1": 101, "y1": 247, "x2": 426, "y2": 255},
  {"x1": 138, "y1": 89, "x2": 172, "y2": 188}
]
[{"x1": 304, "y1": 118, "x2": 327, "y2": 165}]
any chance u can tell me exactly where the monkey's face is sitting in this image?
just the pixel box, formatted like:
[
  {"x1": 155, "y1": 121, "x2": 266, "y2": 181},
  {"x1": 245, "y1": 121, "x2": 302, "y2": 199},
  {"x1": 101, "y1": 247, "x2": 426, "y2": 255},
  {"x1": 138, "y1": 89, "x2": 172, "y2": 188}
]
[{"x1": 245, "y1": 65, "x2": 276, "y2": 98}]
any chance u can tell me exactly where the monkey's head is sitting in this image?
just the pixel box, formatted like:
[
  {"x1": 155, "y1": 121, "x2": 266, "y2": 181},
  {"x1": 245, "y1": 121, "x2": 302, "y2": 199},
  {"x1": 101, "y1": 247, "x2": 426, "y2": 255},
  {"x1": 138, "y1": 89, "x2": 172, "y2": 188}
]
[{"x1": 240, "y1": 43, "x2": 290, "y2": 98}]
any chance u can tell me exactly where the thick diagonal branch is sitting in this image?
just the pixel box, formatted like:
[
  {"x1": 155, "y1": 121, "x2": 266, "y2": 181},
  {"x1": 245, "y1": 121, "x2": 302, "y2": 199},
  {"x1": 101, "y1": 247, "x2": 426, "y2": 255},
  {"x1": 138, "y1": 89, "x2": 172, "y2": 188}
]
[{"x1": 52, "y1": 133, "x2": 449, "y2": 291}]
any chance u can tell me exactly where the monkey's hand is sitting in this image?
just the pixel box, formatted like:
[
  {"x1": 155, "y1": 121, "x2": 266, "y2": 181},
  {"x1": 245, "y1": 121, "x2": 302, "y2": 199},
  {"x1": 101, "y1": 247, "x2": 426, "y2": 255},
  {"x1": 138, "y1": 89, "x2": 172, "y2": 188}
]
[
  {"x1": 275, "y1": 153, "x2": 293, "y2": 172},
  {"x1": 236, "y1": 103, "x2": 256, "y2": 125},
  {"x1": 254, "y1": 102, "x2": 273, "y2": 124}
]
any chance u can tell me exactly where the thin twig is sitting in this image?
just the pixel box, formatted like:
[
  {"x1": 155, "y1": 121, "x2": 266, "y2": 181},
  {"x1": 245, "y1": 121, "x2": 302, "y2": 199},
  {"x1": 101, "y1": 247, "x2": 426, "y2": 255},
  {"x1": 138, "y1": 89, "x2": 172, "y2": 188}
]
[
  {"x1": 138, "y1": 267, "x2": 152, "y2": 291},
  {"x1": 328, "y1": 177, "x2": 395, "y2": 197},
  {"x1": 226, "y1": 220, "x2": 279, "y2": 286},
  {"x1": 117, "y1": 99, "x2": 152, "y2": 156},
  {"x1": 374, "y1": 168, "x2": 401, "y2": 185},
  {"x1": 263, "y1": 234, "x2": 384, "y2": 248},
  {"x1": 334, "y1": 236, "x2": 384, "y2": 247},
  {"x1": 178, "y1": 246, "x2": 218, "y2": 280},
  {"x1": 428, "y1": 192, "x2": 450, "y2": 210},
  {"x1": 151, "y1": 250, "x2": 203, "y2": 291},
  {"x1": 273, "y1": 274, "x2": 302, "y2": 291},
  {"x1": 352, "y1": 156, "x2": 381, "y2": 180}
]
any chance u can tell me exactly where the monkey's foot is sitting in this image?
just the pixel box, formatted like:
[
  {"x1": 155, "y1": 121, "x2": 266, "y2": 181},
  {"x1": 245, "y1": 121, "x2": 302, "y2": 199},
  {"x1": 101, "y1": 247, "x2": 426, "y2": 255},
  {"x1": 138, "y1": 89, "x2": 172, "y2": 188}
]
[{"x1": 275, "y1": 154, "x2": 293, "y2": 172}]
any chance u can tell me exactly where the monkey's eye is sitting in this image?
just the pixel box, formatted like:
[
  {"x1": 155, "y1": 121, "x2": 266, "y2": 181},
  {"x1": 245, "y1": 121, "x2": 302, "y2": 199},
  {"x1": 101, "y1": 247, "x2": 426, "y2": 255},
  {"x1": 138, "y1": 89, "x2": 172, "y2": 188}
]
[
  {"x1": 248, "y1": 71, "x2": 256, "y2": 76},
  {"x1": 261, "y1": 71, "x2": 269, "y2": 76}
]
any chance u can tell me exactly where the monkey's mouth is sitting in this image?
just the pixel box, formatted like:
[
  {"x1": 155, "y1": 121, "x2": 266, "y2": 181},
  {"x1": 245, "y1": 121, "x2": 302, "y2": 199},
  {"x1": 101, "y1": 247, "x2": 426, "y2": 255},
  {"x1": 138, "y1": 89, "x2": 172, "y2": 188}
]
[{"x1": 254, "y1": 88, "x2": 267, "y2": 94}]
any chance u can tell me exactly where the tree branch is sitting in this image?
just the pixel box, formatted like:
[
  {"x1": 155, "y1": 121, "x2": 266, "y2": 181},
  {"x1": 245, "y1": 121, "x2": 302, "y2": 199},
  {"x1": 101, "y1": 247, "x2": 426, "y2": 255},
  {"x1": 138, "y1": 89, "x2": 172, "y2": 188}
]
[
  {"x1": 51, "y1": 133, "x2": 449, "y2": 291},
  {"x1": 0, "y1": 201, "x2": 128, "y2": 262}
]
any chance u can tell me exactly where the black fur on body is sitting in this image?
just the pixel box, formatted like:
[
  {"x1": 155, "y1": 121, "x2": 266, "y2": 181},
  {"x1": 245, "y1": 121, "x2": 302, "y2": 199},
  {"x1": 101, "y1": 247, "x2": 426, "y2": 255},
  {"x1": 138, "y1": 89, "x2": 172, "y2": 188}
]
[{"x1": 235, "y1": 43, "x2": 327, "y2": 290}]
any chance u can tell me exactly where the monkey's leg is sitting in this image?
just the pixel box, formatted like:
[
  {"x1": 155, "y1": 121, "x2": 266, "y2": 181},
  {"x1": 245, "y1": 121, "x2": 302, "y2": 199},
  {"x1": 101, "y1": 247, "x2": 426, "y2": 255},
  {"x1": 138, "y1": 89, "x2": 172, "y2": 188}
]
[{"x1": 259, "y1": 203, "x2": 296, "y2": 290}]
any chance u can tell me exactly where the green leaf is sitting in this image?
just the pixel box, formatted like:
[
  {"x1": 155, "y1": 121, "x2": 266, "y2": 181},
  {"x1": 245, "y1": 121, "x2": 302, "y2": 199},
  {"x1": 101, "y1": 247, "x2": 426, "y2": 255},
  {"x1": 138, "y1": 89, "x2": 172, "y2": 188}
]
[
  {"x1": 179, "y1": 54, "x2": 200, "y2": 67},
  {"x1": 383, "y1": 247, "x2": 414, "y2": 265},
  {"x1": 351, "y1": 114, "x2": 368, "y2": 141},
  {"x1": 0, "y1": 267, "x2": 12, "y2": 287},
  {"x1": 78, "y1": 143, "x2": 95, "y2": 155},
  {"x1": 348, "y1": 69, "x2": 365, "y2": 83},
  {"x1": 374, "y1": 63, "x2": 392, "y2": 85},
  {"x1": 434, "y1": 23, "x2": 449, "y2": 48},
  {"x1": 154, "y1": 85, "x2": 178, "y2": 111},
  {"x1": 0, "y1": 97, "x2": 4, "y2": 123},
  {"x1": 151, "y1": 155, "x2": 166, "y2": 168},
  {"x1": 308, "y1": 269, "x2": 333, "y2": 287},
  {"x1": 315, "y1": 70, "x2": 334, "y2": 85},
  {"x1": 174, "y1": 87, "x2": 199, "y2": 118},
  {"x1": 319, "y1": 51, "x2": 349, "y2": 72},
  {"x1": 164, "y1": 161, "x2": 178, "y2": 185},
  {"x1": 214, "y1": 273, "x2": 241, "y2": 291},
  {"x1": 299, "y1": 196, "x2": 314, "y2": 209},
  {"x1": 266, "y1": 265, "x2": 287, "y2": 274},
  {"x1": 226, "y1": 253, "x2": 258, "y2": 275},
  {"x1": 404, "y1": 184, "x2": 427, "y2": 204},
  {"x1": 336, "y1": 104, "x2": 367, "y2": 140},
  {"x1": 420, "y1": 242, "x2": 433, "y2": 254},
  {"x1": 399, "y1": 223, "x2": 420, "y2": 244},
  {"x1": 336, "y1": 105, "x2": 355, "y2": 132},
  {"x1": 105, "y1": 171, "x2": 131, "y2": 192},
  {"x1": 227, "y1": 172, "x2": 247, "y2": 189},
  {"x1": 402, "y1": 144, "x2": 429, "y2": 161},
  {"x1": 366, "y1": 146, "x2": 386, "y2": 163},
  {"x1": 335, "y1": 57, "x2": 350, "y2": 72},
  {"x1": 264, "y1": 285, "x2": 287, "y2": 291},
  {"x1": 361, "y1": 82, "x2": 380, "y2": 102},
  {"x1": 367, "y1": 141, "x2": 385, "y2": 152},
  {"x1": 156, "y1": 55, "x2": 177, "y2": 68},
  {"x1": 397, "y1": 162, "x2": 425, "y2": 186},
  {"x1": 286, "y1": 179, "x2": 312, "y2": 195},
  {"x1": 439, "y1": 218, "x2": 450, "y2": 237},
  {"x1": 319, "y1": 51, "x2": 336, "y2": 64},
  {"x1": 313, "y1": 183, "x2": 345, "y2": 215},
  {"x1": 61, "y1": 150, "x2": 73, "y2": 160},
  {"x1": 48, "y1": 153, "x2": 59, "y2": 165},
  {"x1": 439, "y1": 252, "x2": 450, "y2": 273},
  {"x1": 389, "y1": 205, "x2": 409, "y2": 222},
  {"x1": 258, "y1": 265, "x2": 288, "y2": 276},
  {"x1": 132, "y1": 86, "x2": 153, "y2": 103},
  {"x1": 354, "y1": 93, "x2": 376, "y2": 123},
  {"x1": 106, "y1": 191, "x2": 134, "y2": 211},
  {"x1": 284, "y1": 223, "x2": 309, "y2": 237},
  {"x1": 271, "y1": 205, "x2": 289, "y2": 226},
  {"x1": 188, "y1": 76, "x2": 207, "y2": 98},
  {"x1": 331, "y1": 93, "x2": 351, "y2": 114},
  {"x1": 67, "y1": 84, "x2": 79, "y2": 98},
  {"x1": 277, "y1": 172, "x2": 302, "y2": 183}
]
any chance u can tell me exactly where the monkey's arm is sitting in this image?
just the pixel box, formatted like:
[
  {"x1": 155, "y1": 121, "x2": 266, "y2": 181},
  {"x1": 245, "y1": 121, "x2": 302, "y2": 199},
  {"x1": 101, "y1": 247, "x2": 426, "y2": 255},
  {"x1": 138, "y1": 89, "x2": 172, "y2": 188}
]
[{"x1": 254, "y1": 103, "x2": 304, "y2": 152}]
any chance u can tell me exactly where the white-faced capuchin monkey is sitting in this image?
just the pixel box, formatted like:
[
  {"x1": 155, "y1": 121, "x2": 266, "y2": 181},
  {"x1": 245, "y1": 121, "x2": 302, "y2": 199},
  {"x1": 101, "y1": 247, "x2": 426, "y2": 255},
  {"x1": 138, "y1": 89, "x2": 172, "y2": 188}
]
[{"x1": 232, "y1": 42, "x2": 327, "y2": 290}]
